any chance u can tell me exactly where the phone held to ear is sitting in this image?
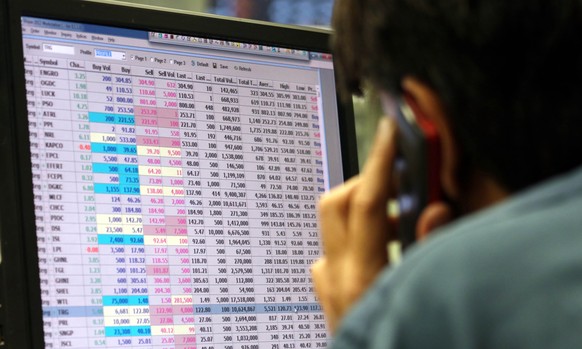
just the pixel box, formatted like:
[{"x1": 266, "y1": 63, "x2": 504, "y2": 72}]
[{"x1": 384, "y1": 94, "x2": 443, "y2": 249}]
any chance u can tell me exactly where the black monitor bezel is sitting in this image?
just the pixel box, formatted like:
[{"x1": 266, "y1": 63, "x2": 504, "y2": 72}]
[{"x1": 0, "y1": 0, "x2": 358, "y2": 347}]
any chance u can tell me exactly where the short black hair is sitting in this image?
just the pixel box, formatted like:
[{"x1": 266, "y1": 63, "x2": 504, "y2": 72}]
[{"x1": 333, "y1": 0, "x2": 582, "y2": 192}]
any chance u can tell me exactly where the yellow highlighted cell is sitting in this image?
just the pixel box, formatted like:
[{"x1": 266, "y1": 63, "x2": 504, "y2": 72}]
[
  {"x1": 91, "y1": 132, "x2": 116, "y2": 144},
  {"x1": 103, "y1": 315, "x2": 150, "y2": 327},
  {"x1": 137, "y1": 146, "x2": 181, "y2": 158},
  {"x1": 96, "y1": 214, "x2": 123, "y2": 225},
  {"x1": 144, "y1": 235, "x2": 189, "y2": 246},
  {"x1": 139, "y1": 165, "x2": 182, "y2": 177},
  {"x1": 151, "y1": 325, "x2": 195, "y2": 336},
  {"x1": 96, "y1": 214, "x2": 143, "y2": 226},
  {"x1": 162, "y1": 167, "x2": 183, "y2": 177},
  {"x1": 140, "y1": 186, "x2": 184, "y2": 197},
  {"x1": 139, "y1": 165, "x2": 162, "y2": 176},
  {"x1": 97, "y1": 224, "x2": 123, "y2": 235},
  {"x1": 102, "y1": 306, "x2": 150, "y2": 317},
  {"x1": 141, "y1": 186, "x2": 164, "y2": 196},
  {"x1": 137, "y1": 146, "x2": 161, "y2": 156},
  {"x1": 164, "y1": 187, "x2": 184, "y2": 196},
  {"x1": 97, "y1": 224, "x2": 142, "y2": 235}
]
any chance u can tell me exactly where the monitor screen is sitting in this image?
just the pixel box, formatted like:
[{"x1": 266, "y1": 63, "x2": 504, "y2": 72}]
[{"x1": 0, "y1": 1, "x2": 358, "y2": 348}]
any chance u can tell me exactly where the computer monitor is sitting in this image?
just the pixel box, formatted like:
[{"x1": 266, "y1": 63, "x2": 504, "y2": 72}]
[{"x1": 0, "y1": 0, "x2": 358, "y2": 348}]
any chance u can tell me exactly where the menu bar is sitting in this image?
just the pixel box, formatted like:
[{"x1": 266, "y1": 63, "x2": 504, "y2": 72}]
[{"x1": 149, "y1": 32, "x2": 310, "y2": 61}]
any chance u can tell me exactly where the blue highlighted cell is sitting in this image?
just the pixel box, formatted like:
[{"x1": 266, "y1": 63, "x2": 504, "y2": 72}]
[
  {"x1": 92, "y1": 143, "x2": 118, "y2": 154},
  {"x1": 120, "y1": 174, "x2": 139, "y2": 185},
  {"x1": 94, "y1": 183, "x2": 121, "y2": 194},
  {"x1": 89, "y1": 112, "x2": 135, "y2": 125},
  {"x1": 121, "y1": 185, "x2": 140, "y2": 194},
  {"x1": 105, "y1": 326, "x2": 151, "y2": 337},
  {"x1": 120, "y1": 165, "x2": 138, "y2": 174},
  {"x1": 116, "y1": 115, "x2": 135, "y2": 125},
  {"x1": 90, "y1": 112, "x2": 117, "y2": 124},
  {"x1": 98, "y1": 235, "x2": 144, "y2": 245},
  {"x1": 93, "y1": 163, "x2": 138, "y2": 174},
  {"x1": 92, "y1": 143, "x2": 137, "y2": 155},
  {"x1": 41, "y1": 303, "x2": 326, "y2": 318},
  {"x1": 119, "y1": 145, "x2": 137, "y2": 155},
  {"x1": 103, "y1": 296, "x2": 149, "y2": 307},
  {"x1": 93, "y1": 163, "x2": 119, "y2": 173},
  {"x1": 94, "y1": 183, "x2": 140, "y2": 195}
]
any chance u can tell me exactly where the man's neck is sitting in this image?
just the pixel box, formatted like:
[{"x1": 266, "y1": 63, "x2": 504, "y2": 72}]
[{"x1": 463, "y1": 172, "x2": 509, "y2": 213}]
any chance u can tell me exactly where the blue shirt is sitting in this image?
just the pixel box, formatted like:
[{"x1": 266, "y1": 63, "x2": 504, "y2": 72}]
[{"x1": 333, "y1": 166, "x2": 582, "y2": 348}]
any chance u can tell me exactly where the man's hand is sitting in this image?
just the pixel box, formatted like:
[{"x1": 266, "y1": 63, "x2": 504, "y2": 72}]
[{"x1": 311, "y1": 117, "x2": 398, "y2": 333}]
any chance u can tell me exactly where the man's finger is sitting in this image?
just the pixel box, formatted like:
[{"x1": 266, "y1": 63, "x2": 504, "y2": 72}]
[
  {"x1": 349, "y1": 117, "x2": 397, "y2": 260},
  {"x1": 318, "y1": 177, "x2": 360, "y2": 257},
  {"x1": 311, "y1": 258, "x2": 340, "y2": 333},
  {"x1": 357, "y1": 117, "x2": 398, "y2": 206}
]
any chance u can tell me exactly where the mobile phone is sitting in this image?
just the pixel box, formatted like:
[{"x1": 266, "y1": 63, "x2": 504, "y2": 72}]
[{"x1": 385, "y1": 94, "x2": 442, "y2": 249}]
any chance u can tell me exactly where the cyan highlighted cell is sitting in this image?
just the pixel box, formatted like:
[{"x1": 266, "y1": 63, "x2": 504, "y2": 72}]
[
  {"x1": 92, "y1": 143, "x2": 119, "y2": 154},
  {"x1": 121, "y1": 185, "x2": 140, "y2": 194},
  {"x1": 93, "y1": 163, "x2": 119, "y2": 173},
  {"x1": 92, "y1": 143, "x2": 137, "y2": 155},
  {"x1": 98, "y1": 235, "x2": 144, "y2": 245},
  {"x1": 94, "y1": 183, "x2": 139, "y2": 195},
  {"x1": 104, "y1": 326, "x2": 151, "y2": 337},
  {"x1": 115, "y1": 115, "x2": 135, "y2": 125},
  {"x1": 90, "y1": 112, "x2": 117, "y2": 124},
  {"x1": 90, "y1": 112, "x2": 135, "y2": 125},
  {"x1": 119, "y1": 145, "x2": 137, "y2": 155},
  {"x1": 93, "y1": 163, "x2": 138, "y2": 174},
  {"x1": 94, "y1": 183, "x2": 121, "y2": 194},
  {"x1": 120, "y1": 165, "x2": 139, "y2": 174},
  {"x1": 120, "y1": 174, "x2": 139, "y2": 185},
  {"x1": 103, "y1": 296, "x2": 149, "y2": 307}
]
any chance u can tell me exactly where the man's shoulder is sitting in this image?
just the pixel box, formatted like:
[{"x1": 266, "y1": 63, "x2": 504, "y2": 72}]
[
  {"x1": 402, "y1": 164, "x2": 582, "y2": 286},
  {"x1": 334, "y1": 166, "x2": 582, "y2": 349}
]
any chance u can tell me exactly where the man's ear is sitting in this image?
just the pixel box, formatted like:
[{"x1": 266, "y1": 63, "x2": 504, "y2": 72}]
[
  {"x1": 401, "y1": 77, "x2": 461, "y2": 201},
  {"x1": 416, "y1": 202, "x2": 454, "y2": 241}
]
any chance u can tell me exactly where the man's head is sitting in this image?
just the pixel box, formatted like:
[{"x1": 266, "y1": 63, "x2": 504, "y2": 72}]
[{"x1": 333, "y1": 0, "x2": 582, "y2": 198}]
